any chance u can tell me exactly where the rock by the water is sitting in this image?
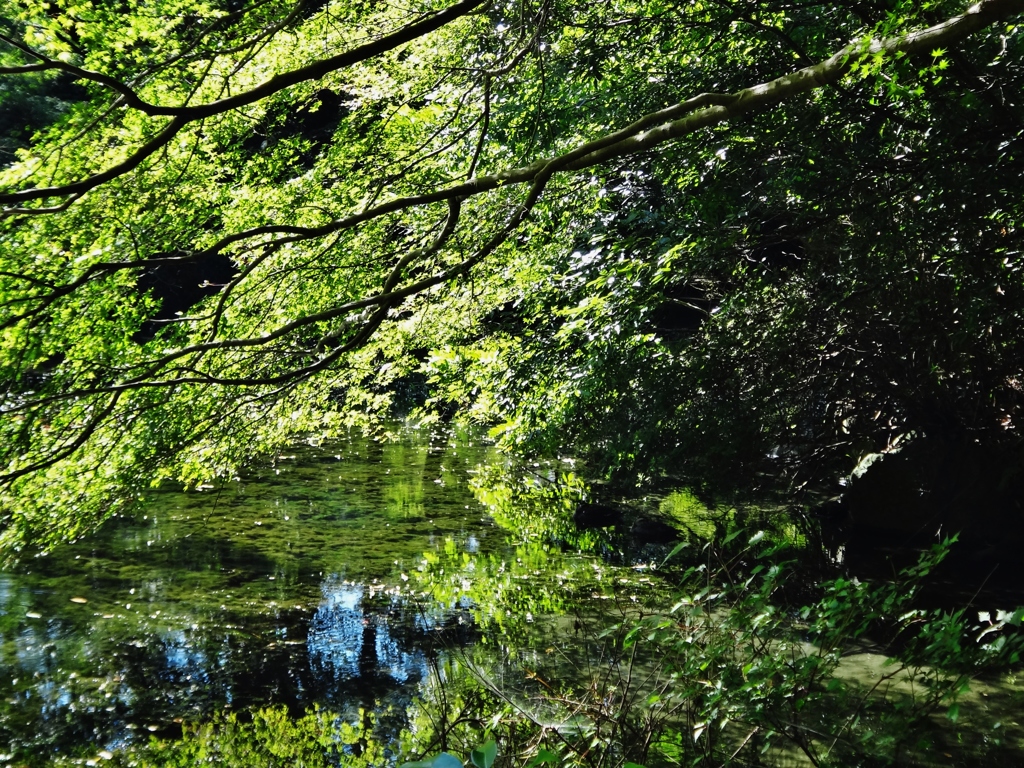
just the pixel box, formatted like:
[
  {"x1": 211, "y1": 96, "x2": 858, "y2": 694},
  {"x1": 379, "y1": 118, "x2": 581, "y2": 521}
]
[
  {"x1": 630, "y1": 516, "x2": 679, "y2": 544},
  {"x1": 574, "y1": 503, "x2": 623, "y2": 530}
]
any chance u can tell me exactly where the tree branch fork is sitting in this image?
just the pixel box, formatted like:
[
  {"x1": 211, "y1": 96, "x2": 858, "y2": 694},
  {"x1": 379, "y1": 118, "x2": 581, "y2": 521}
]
[{"x1": 2, "y1": 0, "x2": 1022, "y2": 416}]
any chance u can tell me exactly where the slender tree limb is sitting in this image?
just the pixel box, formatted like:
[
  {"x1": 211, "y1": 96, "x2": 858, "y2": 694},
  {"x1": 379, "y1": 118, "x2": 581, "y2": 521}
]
[
  {"x1": 467, "y1": 73, "x2": 491, "y2": 178},
  {"x1": 0, "y1": 391, "x2": 123, "y2": 483},
  {"x1": 0, "y1": 62, "x2": 51, "y2": 74},
  {"x1": 3, "y1": 0, "x2": 1021, "y2": 405},
  {"x1": 0, "y1": 0, "x2": 488, "y2": 207},
  {"x1": 0, "y1": 193, "x2": 82, "y2": 217},
  {"x1": 0, "y1": 116, "x2": 189, "y2": 209},
  {"x1": 0, "y1": 31, "x2": 153, "y2": 108},
  {"x1": 120, "y1": 0, "x2": 1024, "y2": 259},
  {"x1": 2, "y1": 183, "x2": 538, "y2": 405}
]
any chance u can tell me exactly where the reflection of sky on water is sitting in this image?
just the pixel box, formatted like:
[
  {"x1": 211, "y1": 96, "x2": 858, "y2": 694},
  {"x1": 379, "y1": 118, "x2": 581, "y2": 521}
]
[
  {"x1": 0, "y1": 570, "x2": 479, "y2": 752},
  {"x1": 0, "y1": 574, "x2": 462, "y2": 757},
  {"x1": 26, "y1": 680, "x2": 72, "y2": 717},
  {"x1": 377, "y1": 623, "x2": 420, "y2": 683},
  {"x1": 309, "y1": 578, "x2": 427, "y2": 686},
  {"x1": 0, "y1": 573, "x2": 11, "y2": 611},
  {"x1": 12, "y1": 620, "x2": 60, "y2": 676},
  {"x1": 164, "y1": 629, "x2": 212, "y2": 683},
  {"x1": 309, "y1": 581, "x2": 366, "y2": 678},
  {"x1": 0, "y1": 427, "x2": 500, "y2": 761}
]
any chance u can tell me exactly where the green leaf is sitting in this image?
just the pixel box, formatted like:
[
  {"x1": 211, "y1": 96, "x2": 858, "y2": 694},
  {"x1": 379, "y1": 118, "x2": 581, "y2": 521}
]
[
  {"x1": 525, "y1": 750, "x2": 559, "y2": 767},
  {"x1": 660, "y1": 541, "x2": 688, "y2": 565},
  {"x1": 470, "y1": 740, "x2": 497, "y2": 768}
]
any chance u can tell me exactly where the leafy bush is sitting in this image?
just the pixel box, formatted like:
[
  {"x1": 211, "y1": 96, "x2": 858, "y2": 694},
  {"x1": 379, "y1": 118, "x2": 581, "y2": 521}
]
[{"x1": 414, "y1": 536, "x2": 1023, "y2": 768}]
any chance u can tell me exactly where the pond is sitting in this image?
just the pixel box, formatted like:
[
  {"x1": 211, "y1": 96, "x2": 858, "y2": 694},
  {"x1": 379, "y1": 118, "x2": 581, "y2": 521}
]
[
  {"x1": 0, "y1": 428, "x2": 475, "y2": 757},
  {"x1": 1, "y1": 424, "x2": 670, "y2": 766},
  {"x1": 1, "y1": 424, "x2": 1022, "y2": 767}
]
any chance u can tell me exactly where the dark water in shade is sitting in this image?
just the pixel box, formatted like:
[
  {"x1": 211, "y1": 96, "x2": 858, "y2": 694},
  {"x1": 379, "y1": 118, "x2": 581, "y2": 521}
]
[{"x1": 0, "y1": 425, "x2": 515, "y2": 760}]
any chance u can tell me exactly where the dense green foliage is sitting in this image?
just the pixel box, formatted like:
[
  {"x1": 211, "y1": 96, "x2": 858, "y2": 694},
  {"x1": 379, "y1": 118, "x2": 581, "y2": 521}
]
[
  {"x1": 36, "y1": 533, "x2": 1024, "y2": 768},
  {"x1": 3, "y1": 0, "x2": 1024, "y2": 550}
]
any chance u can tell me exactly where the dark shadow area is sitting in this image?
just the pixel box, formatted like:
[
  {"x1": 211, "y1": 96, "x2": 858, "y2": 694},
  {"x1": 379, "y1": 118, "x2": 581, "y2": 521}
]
[{"x1": 134, "y1": 251, "x2": 237, "y2": 341}]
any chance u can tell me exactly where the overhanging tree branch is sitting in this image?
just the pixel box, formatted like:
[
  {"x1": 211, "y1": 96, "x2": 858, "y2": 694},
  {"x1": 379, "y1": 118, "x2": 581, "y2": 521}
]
[
  {"x1": 5, "y1": 0, "x2": 1016, "y2": 215},
  {"x1": 3, "y1": 0, "x2": 1021, "y2": 368},
  {"x1": 0, "y1": 0, "x2": 489, "y2": 208},
  {"x1": 121, "y1": 0, "x2": 1024, "y2": 259},
  {"x1": 2, "y1": 0, "x2": 1023, "y2": 491}
]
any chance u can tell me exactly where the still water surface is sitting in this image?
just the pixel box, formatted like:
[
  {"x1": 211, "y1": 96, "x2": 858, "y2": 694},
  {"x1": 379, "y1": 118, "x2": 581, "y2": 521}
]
[{"x1": 0, "y1": 424, "x2": 592, "y2": 762}]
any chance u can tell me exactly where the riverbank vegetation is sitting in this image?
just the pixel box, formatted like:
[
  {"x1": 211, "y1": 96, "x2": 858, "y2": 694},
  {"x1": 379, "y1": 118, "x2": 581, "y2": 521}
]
[
  {"x1": 6, "y1": 447, "x2": 1021, "y2": 768},
  {"x1": 66, "y1": 526, "x2": 1024, "y2": 768}
]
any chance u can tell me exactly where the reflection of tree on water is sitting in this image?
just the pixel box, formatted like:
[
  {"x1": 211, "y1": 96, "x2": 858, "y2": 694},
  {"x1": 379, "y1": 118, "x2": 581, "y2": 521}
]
[
  {"x1": 0, "y1": 575, "x2": 480, "y2": 763},
  {"x1": 0, "y1": 425, "x2": 496, "y2": 763},
  {"x1": 309, "y1": 577, "x2": 479, "y2": 752}
]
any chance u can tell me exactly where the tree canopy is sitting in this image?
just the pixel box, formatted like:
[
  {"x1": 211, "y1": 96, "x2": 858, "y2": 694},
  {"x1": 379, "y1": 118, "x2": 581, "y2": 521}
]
[{"x1": 2, "y1": 0, "x2": 1024, "y2": 553}]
